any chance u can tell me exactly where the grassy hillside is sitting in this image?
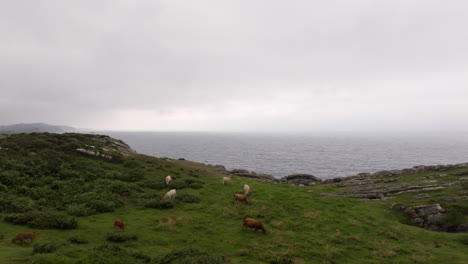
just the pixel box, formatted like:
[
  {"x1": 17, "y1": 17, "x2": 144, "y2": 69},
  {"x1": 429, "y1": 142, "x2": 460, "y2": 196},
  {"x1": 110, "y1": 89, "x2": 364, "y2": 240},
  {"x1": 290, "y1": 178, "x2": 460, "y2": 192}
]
[{"x1": 0, "y1": 133, "x2": 467, "y2": 264}]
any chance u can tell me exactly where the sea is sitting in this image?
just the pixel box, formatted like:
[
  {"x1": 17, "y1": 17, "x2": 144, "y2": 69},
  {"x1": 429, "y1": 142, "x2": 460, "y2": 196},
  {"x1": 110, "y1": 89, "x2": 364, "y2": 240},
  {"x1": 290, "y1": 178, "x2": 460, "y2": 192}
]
[{"x1": 102, "y1": 131, "x2": 468, "y2": 180}]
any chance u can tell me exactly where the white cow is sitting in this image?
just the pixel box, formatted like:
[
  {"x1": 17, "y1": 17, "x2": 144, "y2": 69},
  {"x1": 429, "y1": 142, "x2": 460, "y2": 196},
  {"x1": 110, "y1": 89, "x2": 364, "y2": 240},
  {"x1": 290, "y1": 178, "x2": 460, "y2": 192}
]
[
  {"x1": 243, "y1": 184, "x2": 250, "y2": 194},
  {"x1": 165, "y1": 175, "x2": 172, "y2": 185},
  {"x1": 163, "y1": 189, "x2": 176, "y2": 200},
  {"x1": 222, "y1": 176, "x2": 232, "y2": 184}
]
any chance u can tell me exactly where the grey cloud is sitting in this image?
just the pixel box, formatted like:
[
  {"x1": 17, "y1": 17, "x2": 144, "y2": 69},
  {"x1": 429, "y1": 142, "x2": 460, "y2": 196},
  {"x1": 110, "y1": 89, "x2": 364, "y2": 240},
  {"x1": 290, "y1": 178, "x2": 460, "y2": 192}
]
[{"x1": 1, "y1": 0, "x2": 467, "y2": 131}]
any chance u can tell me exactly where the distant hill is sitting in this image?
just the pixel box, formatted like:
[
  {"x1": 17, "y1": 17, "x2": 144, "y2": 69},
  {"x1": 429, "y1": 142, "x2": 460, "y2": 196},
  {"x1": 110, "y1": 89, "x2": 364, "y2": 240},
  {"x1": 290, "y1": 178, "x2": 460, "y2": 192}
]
[{"x1": 0, "y1": 123, "x2": 77, "y2": 134}]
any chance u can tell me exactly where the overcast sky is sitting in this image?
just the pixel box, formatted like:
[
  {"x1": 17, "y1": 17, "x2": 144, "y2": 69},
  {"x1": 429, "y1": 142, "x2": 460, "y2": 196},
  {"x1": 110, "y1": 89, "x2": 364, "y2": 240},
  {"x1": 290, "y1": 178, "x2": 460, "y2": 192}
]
[{"x1": 1, "y1": 0, "x2": 467, "y2": 132}]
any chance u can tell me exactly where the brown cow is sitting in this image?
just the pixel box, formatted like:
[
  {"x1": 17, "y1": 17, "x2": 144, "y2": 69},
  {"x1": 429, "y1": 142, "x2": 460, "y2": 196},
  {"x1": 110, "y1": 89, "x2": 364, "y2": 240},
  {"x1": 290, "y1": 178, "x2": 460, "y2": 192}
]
[
  {"x1": 233, "y1": 193, "x2": 249, "y2": 204},
  {"x1": 113, "y1": 219, "x2": 125, "y2": 231},
  {"x1": 243, "y1": 217, "x2": 266, "y2": 233},
  {"x1": 12, "y1": 232, "x2": 35, "y2": 246}
]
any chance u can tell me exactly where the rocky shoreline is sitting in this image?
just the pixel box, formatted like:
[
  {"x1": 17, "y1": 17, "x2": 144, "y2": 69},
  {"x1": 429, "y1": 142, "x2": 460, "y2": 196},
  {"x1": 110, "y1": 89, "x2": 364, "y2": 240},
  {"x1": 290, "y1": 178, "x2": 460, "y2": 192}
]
[{"x1": 211, "y1": 162, "x2": 468, "y2": 186}]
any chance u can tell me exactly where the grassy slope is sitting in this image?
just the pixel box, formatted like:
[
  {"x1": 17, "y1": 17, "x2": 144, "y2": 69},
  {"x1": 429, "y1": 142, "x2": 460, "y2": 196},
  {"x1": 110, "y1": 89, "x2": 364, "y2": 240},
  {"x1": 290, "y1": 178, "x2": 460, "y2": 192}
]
[{"x1": 0, "y1": 134, "x2": 467, "y2": 264}]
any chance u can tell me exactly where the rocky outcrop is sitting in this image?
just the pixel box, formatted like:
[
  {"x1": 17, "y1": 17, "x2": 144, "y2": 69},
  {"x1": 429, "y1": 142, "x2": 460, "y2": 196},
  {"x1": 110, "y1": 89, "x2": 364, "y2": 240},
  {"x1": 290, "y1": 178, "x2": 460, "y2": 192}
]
[
  {"x1": 278, "y1": 174, "x2": 322, "y2": 185},
  {"x1": 76, "y1": 136, "x2": 136, "y2": 159},
  {"x1": 229, "y1": 169, "x2": 276, "y2": 182},
  {"x1": 98, "y1": 137, "x2": 137, "y2": 156},
  {"x1": 400, "y1": 204, "x2": 447, "y2": 231},
  {"x1": 454, "y1": 171, "x2": 468, "y2": 176},
  {"x1": 322, "y1": 162, "x2": 468, "y2": 185},
  {"x1": 212, "y1": 165, "x2": 229, "y2": 175},
  {"x1": 399, "y1": 204, "x2": 467, "y2": 232},
  {"x1": 76, "y1": 148, "x2": 113, "y2": 159}
]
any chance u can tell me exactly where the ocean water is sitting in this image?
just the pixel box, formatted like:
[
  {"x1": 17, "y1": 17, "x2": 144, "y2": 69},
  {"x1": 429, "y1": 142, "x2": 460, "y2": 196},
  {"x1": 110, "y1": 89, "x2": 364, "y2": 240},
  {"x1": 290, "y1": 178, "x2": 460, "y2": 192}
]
[{"x1": 102, "y1": 132, "x2": 468, "y2": 180}]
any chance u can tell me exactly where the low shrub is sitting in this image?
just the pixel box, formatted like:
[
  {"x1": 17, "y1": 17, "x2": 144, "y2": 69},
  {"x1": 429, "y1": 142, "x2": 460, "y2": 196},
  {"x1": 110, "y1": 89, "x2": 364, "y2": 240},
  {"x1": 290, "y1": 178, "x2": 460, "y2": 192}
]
[
  {"x1": 33, "y1": 242, "x2": 61, "y2": 254},
  {"x1": 462, "y1": 182, "x2": 468, "y2": 190},
  {"x1": 66, "y1": 204, "x2": 96, "y2": 216},
  {"x1": 177, "y1": 194, "x2": 201, "y2": 203},
  {"x1": 68, "y1": 235, "x2": 88, "y2": 244},
  {"x1": 144, "y1": 199, "x2": 174, "y2": 209},
  {"x1": 28, "y1": 211, "x2": 78, "y2": 229},
  {"x1": 4, "y1": 212, "x2": 36, "y2": 225},
  {"x1": 106, "y1": 232, "x2": 138, "y2": 243},
  {"x1": 0, "y1": 195, "x2": 35, "y2": 213},
  {"x1": 460, "y1": 235, "x2": 468, "y2": 245},
  {"x1": 270, "y1": 257, "x2": 294, "y2": 264},
  {"x1": 169, "y1": 181, "x2": 188, "y2": 189},
  {"x1": 5, "y1": 211, "x2": 78, "y2": 229},
  {"x1": 86, "y1": 199, "x2": 118, "y2": 213},
  {"x1": 189, "y1": 184, "x2": 203, "y2": 189},
  {"x1": 81, "y1": 244, "x2": 151, "y2": 264},
  {"x1": 139, "y1": 179, "x2": 166, "y2": 190},
  {"x1": 155, "y1": 248, "x2": 230, "y2": 264}
]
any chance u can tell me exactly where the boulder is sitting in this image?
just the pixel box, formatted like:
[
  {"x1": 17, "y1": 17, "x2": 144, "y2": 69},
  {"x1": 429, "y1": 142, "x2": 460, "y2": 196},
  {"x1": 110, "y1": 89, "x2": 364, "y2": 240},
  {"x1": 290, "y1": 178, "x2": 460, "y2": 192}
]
[
  {"x1": 279, "y1": 174, "x2": 322, "y2": 185},
  {"x1": 400, "y1": 204, "x2": 448, "y2": 231}
]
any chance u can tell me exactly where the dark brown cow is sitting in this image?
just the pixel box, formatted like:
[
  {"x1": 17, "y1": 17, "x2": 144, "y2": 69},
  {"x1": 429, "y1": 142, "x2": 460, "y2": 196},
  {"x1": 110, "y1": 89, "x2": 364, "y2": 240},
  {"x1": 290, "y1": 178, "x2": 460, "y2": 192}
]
[
  {"x1": 12, "y1": 232, "x2": 35, "y2": 246},
  {"x1": 113, "y1": 219, "x2": 125, "y2": 231}
]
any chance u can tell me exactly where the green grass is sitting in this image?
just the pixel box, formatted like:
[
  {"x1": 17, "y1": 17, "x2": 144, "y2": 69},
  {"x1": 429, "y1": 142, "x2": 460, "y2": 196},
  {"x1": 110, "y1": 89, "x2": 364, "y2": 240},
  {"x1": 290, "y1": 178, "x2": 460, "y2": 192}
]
[{"x1": 0, "y1": 133, "x2": 467, "y2": 263}]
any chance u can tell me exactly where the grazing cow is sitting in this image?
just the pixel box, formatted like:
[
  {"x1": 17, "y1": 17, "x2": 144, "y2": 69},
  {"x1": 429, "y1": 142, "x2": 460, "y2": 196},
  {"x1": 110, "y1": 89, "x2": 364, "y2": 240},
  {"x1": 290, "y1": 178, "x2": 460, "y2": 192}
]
[
  {"x1": 233, "y1": 193, "x2": 249, "y2": 205},
  {"x1": 243, "y1": 217, "x2": 266, "y2": 233},
  {"x1": 165, "y1": 175, "x2": 172, "y2": 185},
  {"x1": 163, "y1": 189, "x2": 177, "y2": 200},
  {"x1": 222, "y1": 176, "x2": 232, "y2": 184},
  {"x1": 113, "y1": 219, "x2": 126, "y2": 231},
  {"x1": 243, "y1": 184, "x2": 250, "y2": 194},
  {"x1": 12, "y1": 232, "x2": 35, "y2": 246}
]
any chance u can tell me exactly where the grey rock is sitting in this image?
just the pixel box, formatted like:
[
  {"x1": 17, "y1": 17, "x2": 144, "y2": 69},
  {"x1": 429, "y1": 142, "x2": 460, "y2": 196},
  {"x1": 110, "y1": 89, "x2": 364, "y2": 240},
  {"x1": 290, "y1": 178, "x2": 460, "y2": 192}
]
[
  {"x1": 412, "y1": 194, "x2": 430, "y2": 199},
  {"x1": 454, "y1": 171, "x2": 468, "y2": 176},
  {"x1": 229, "y1": 168, "x2": 275, "y2": 181},
  {"x1": 279, "y1": 174, "x2": 322, "y2": 185}
]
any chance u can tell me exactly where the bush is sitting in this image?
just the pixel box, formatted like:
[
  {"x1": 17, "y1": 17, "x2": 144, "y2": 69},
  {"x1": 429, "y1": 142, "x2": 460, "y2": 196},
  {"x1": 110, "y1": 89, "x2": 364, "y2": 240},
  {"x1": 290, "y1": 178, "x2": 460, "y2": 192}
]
[
  {"x1": 86, "y1": 199, "x2": 117, "y2": 213},
  {"x1": 139, "y1": 179, "x2": 166, "y2": 190},
  {"x1": 156, "y1": 248, "x2": 230, "y2": 264},
  {"x1": 460, "y1": 235, "x2": 468, "y2": 245},
  {"x1": 106, "y1": 232, "x2": 138, "y2": 243},
  {"x1": 144, "y1": 199, "x2": 174, "y2": 209},
  {"x1": 28, "y1": 211, "x2": 78, "y2": 229},
  {"x1": 462, "y1": 182, "x2": 468, "y2": 190},
  {"x1": 68, "y1": 235, "x2": 88, "y2": 244},
  {"x1": 177, "y1": 194, "x2": 201, "y2": 203},
  {"x1": 123, "y1": 160, "x2": 139, "y2": 168},
  {"x1": 119, "y1": 169, "x2": 146, "y2": 182},
  {"x1": 108, "y1": 180, "x2": 141, "y2": 196},
  {"x1": 0, "y1": 195, "x2": 35, "y2": 213},
  {"x1": 33, "y1": 242, "x2": 61, "y2": 254},
  {"x1": 270, "y1": 257, "x2": 294, "y2": 264},
  {"x1": 0, "y1": 170, "x2": 21, "y2": 186},
  {"x1": 169, "y1": 181, "x2": 188, "y2": 189},
  {"x1": 189, "y1": 184, "x2": 203, "y2": 189},
  {"x1": 4, "y1": 212, "x2": 35, "y2": 225},
  {"x1": 66, "y1": 204, "x2": 96, "y2": 216},
  {"x1": 5, "y1": 211, "x2": 78, "y2": 229}
]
